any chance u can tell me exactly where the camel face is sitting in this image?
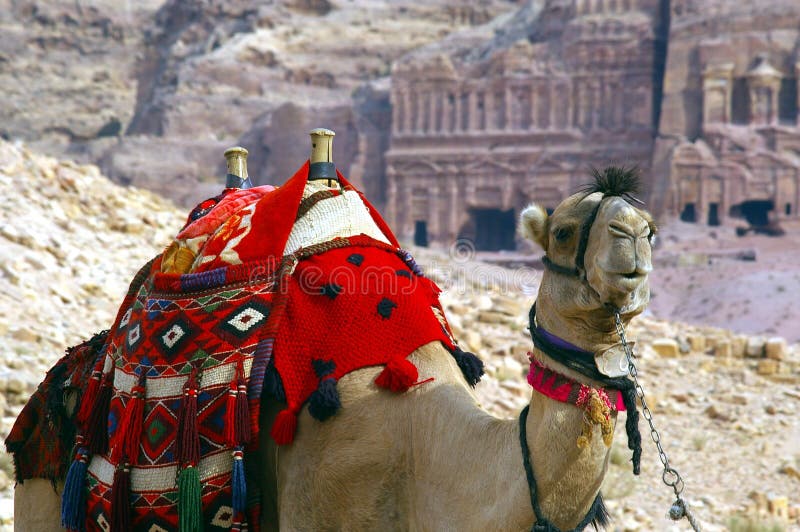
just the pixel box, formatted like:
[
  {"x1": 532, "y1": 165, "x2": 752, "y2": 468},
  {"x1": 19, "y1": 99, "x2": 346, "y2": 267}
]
[
  {"x1": 583, "y1": 194, "x2": 654, "y2": 313},
  {"x1": 520, "y1": 170, "x2": 656, "y2": 317}
]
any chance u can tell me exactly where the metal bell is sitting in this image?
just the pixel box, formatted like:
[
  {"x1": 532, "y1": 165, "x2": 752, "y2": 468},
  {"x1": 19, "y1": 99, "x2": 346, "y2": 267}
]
[{"x1": 668, "y1": 499, "x2": 686, "y2": 520}]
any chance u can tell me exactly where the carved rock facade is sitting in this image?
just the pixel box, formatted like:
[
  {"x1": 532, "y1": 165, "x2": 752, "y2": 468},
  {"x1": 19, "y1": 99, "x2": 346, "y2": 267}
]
[
  {"x1": 653, "y1": 0, "x2": 800, "y2": 227},
  {"x1": 386, "y1": 0, "x2": 665, "y2": 248}
]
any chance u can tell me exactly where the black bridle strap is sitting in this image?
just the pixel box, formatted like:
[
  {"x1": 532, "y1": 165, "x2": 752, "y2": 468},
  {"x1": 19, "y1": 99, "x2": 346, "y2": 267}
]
[
  {"x1": 541, "y1": 256, "x2": 581, "y2": 278},
  {"x1": 528, "y1": 303, "x2": 606, "y2": 383},
  {"x1": 574, "y1": 199, "x2": 604, "y2": 271},
  {"x1": 519, "y1": 406, "x2": 607, "y2": 532},
  {"x1": 541, "y1": 194, "x2": 605, "y2": 279}
]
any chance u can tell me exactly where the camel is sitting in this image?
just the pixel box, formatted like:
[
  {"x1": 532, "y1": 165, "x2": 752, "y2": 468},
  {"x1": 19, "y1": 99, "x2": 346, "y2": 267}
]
[{"x1": 13, "y1": 165, "x2": 655, "y2": 531}]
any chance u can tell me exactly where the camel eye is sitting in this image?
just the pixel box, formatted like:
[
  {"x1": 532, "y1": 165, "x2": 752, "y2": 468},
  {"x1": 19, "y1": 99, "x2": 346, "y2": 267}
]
[{"x1": 553, "y1": 226, "x2": 573, "y2": 242}]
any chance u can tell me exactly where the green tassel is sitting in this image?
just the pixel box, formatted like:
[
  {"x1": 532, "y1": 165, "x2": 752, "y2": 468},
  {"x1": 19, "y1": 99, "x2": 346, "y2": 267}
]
[{"x1": 178, "y1": 466, "x2": 203, "y2": 532}]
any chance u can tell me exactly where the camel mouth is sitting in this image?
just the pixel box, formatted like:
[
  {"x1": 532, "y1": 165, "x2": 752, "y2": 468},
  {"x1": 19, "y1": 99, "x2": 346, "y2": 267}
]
[{"x1": 604, "y1": 271, "x2": 648, "y2": 294}]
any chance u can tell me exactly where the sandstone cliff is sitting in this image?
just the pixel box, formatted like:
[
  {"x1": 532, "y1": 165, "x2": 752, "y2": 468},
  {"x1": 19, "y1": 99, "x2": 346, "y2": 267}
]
[{"x1": 0, "y1": 0, "x2": 523, "y2": 206}]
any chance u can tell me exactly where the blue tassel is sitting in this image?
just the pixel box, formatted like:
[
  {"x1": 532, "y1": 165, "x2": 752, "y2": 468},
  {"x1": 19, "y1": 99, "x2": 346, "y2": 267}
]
[
  {"x1": 232, "y1": 447, "x2": 247, "y2": 516},
  {"x1": 61, "y1": 446, "x2": 89, "y2": 531}
]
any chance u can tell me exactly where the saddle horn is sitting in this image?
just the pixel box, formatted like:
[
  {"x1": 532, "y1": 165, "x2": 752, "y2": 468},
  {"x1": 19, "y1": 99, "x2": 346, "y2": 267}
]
[
  {"x1": 308, "y1": 128, "x2": 338, "y2": 185},
  {"x1": 224, "y1": 146, "x2": 252, "y2": 189}
]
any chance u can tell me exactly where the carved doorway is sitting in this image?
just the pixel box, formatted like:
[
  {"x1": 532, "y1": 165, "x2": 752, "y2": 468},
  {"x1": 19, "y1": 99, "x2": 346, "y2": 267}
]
[{"x1": 466, "y1": 208, "x2": 517, "y2": 251}]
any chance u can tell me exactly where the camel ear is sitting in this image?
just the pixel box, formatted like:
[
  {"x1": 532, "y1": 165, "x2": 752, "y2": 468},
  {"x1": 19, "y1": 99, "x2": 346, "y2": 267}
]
[{"x1": 519, "y1": 204, "x2": 549, "y2": 251}]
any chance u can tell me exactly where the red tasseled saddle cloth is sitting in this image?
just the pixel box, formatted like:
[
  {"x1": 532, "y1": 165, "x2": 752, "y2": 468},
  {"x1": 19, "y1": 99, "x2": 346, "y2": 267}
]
[{"x1": 7, "y1": 162, "x2": 483, "y2": 532}]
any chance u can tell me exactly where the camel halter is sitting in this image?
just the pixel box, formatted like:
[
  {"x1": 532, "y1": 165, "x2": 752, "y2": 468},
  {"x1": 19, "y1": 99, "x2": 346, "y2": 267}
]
[
  {"x1": 540, "y1": 193, "x2": 605, "y2": 282},
  {"x1": 519, "y1": 306, "x2": 702, "y2": 532}
]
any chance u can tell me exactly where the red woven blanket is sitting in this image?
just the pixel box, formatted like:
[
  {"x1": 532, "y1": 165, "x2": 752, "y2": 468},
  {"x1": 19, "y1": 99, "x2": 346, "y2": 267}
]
[{"x1": 270, "y1": 241, "x2": 458, "y2": 444}]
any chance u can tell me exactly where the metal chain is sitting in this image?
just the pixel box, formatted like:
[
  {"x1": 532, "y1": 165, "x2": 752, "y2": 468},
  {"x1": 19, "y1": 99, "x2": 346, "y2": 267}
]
[{"x1": 614, "y1": 312, "x2": 702, "y2": 532}]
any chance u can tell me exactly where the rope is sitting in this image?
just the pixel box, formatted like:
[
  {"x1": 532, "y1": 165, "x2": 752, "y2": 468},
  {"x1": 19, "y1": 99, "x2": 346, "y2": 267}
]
[{"x1": 518, "y1": 406, "x2": 606, "y2": 532}]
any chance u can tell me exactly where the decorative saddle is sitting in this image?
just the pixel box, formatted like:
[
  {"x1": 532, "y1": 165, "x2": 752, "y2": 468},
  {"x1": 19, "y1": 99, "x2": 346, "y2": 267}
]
[{"x1": 7, "y1": 162, "x2": 483, "y2": 532}]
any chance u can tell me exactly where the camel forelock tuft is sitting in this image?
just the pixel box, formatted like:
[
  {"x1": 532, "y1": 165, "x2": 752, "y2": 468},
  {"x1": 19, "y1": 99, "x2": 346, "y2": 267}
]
[{"x1": 581, "y1": 166, "x2": 643, "y2": 203}]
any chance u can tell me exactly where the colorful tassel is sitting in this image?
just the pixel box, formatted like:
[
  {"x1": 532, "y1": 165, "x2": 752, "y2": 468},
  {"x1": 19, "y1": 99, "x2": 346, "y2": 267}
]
[
  {"x1": 110, "y1": 376, "x2": 146, "y2": 465},
  {"x1": 224, "y1": 379, "x2": 238, "y2": 448},
  {"x1": 235, "y1": 379, "x2": 251, "y2": 445},
  {"x1": 177, "y1": 372, "x2": 200, "y2": 467},
  {"x1": 77, "y1": 370, "x2": 101, "y2": 427},
  {"x1": 375, "y1": 358, "x2": 418, "y2": 392},
  {"x1": 110, "y1": 464, "x2": 131, "y2": 532},
  {"x1": 87, "y1": 374, "x2": 113, "y2": 455},
  {"x1": 450, "y1": 347, "x2": 484, "y2": 387},
  {"x1": 231, "y1": 447, "x2": 246, "y2": 516},
  {"x1": 61, "y1": 445, "x2": 88, "y2": 531},
  {"x1": 308, "y1": 377, "x2": 340, "y2": 421},
  {"x1": 271, "y1": 408, "x2": 297, "y2": 445},
  {"x1": 178, "y1": 465, "x2": 203, "y2": 532}
]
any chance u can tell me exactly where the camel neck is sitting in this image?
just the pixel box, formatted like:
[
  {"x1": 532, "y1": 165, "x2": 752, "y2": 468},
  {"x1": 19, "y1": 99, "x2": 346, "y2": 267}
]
[
  {"x1": 407, "y1": 383, "x2": 534, "y2": 530},
  {"x1": 525, "y1": 385, "x2": 614, "y2": 529},
  {"x1": 533, "y1": 295, "x2": 623, "y2": 354},
  {"x1": 407, "y1": 379, "x2": 610, "y2": 531}
]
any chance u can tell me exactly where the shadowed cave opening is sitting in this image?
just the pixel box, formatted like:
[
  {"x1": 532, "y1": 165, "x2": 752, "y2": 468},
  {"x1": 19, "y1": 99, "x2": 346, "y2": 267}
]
[
  {"x1": 729, "y1": 200, "x2": 774, "y2": 226},
  {"x1": 461, "y1": 208, "x2": 517, "y2": 251}
]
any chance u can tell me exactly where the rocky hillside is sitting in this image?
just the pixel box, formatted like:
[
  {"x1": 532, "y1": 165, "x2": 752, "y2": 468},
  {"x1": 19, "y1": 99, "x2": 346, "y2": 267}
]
[
  {"x1": 0, "y1": 143, "x2": 798, "y2": 530},
  {"x1": 0, "y1": 0, "x2": 523, "y2": 207}
]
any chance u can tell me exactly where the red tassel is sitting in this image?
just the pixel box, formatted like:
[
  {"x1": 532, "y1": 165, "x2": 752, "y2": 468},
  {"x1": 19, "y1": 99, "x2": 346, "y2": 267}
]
[
  {"x1": 77, "y1": 369, "x2": 102, "y2": 427},
  {"x1": 235, "y1": 376, "x2": 251, "y2": 446},
  {"x1": 177, "y1": 372, "x2": 200, "y2": 466},
  {"x1": 111, "y1": 377, "x2": 146, "y2": 464},
  {"x1": 224, "y1": 378, "x2": 238, "y2": 448},
  {"x1": 110, "y1": 464, "x2": 131, "y2": 532},
  {"x1": 270, "y1": 408, "x2": 297, "y2": 445},
  {"x1": 87, "y1": 374, "x2": 113, "y2": 455},
  {"x1": 375, "y1": 358, "x2": 418, "y2": 392}
]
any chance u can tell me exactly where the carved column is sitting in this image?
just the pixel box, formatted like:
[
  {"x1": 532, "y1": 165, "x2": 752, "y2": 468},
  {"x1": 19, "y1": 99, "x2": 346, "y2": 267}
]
[
  {"x1": 572, "y1": 80, "x2": 581, "y2": 128},
  {"x1": 429, "y1": 178, "x2": 442, "y2": 243},
  {"x1": 529, "y1": 83, "x2": 538, "y2": 129},
  {"x1": 747, "y1": 56, "x2": 782, "y2": 126},
  {"x1": 485, "y1": 90, "x2": 496, "y2": 131},
  {"x1": 401, "y1": 176, "x2": 413, "y2": 238},
  {"x1": 583, "y1": 81, "x2": 594, "y2": 129},
  {"x1": 468, "y1": 90, "x2": 479, "y2": 131},
  {"x1": 434, "y1": 91, "x2": 444, "y2": 132},
  {"x1": 403, "y1": 90, "x2": 412, "y2": 133},
  {"x1": 702, "y1": 63, "x2": 734, "y2": 125},
  {"x1": 391, "y1": 90, "x2": 400, "y2": 134},
  {"x1": 506, "y1": 85, "x2": 515, "y2": 130},
  {"x1": 419, "y1": 91, "x2": 429, "y2": 133},
  {"x1": 449, "y1": 175, "x2": 460, "y2": 241},
  {"x1": 548, "y1": 81, "x2": 557, "y2": 129},
  {"x1": 453, "y1": 91, "x2": 463, "y2": 132},
  {"x1": 428, "y1": 91, "x2": 437, "y2": 133}
]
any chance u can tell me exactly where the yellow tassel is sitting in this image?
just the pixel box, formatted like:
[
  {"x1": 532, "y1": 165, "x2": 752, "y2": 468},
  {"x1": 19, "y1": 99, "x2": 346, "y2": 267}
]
[{"x1": 576, "y1": 389, "x2": 613, "y2": 449}]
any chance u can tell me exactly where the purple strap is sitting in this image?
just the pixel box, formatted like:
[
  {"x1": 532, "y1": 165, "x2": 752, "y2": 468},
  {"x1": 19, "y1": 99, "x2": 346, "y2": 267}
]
[{"x1": 535, "y1": 326, "x2": 593, "y2": 355}]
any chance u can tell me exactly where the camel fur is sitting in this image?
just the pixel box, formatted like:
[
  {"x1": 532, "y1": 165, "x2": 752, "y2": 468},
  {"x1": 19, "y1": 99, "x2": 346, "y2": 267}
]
[{"x1": 14, "y1": 166, "x2": 655, "y2": 531}]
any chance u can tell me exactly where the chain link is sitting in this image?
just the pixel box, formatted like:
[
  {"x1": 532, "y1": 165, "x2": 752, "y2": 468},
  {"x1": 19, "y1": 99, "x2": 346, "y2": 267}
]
[{"x1": 614, "y1": 313, "x2": 702, "y2": 532}]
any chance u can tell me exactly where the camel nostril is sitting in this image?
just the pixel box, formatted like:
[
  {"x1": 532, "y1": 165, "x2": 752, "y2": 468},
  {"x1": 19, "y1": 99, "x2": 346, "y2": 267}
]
[{"x1": 622, "y1": 272, "x2": 641, "y2": 280}]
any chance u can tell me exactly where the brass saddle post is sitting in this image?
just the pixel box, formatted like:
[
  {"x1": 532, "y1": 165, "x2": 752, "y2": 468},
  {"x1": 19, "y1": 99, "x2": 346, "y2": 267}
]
[{"x1": 224, "y1": 146, "x2": 252, "y2": 189}]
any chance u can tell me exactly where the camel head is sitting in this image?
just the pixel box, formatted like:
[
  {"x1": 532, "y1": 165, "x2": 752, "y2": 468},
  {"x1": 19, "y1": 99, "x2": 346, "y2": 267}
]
[{"x1": 520, "y1": 166, "x2": 656, "y2": 324}]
